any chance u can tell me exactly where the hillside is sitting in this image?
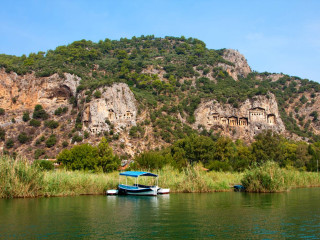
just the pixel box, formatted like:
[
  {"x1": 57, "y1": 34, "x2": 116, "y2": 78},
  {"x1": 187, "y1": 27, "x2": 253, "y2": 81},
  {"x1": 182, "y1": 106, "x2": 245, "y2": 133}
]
[{"x1": 0, "y1": 35, "x2": 320, "y2": 160}]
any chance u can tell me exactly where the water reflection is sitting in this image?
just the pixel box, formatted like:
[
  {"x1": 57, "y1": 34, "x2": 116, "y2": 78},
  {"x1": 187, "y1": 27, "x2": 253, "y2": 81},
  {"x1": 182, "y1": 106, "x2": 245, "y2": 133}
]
[{"x1": 0, "y1": 189, "x2": 319, "y2": 239}]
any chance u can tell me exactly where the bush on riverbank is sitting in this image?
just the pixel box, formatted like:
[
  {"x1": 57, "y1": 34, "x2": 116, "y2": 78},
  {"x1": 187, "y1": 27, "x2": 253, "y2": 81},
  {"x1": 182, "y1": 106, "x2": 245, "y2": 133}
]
[
  {"x1": 241, "y1": 162, "x2": 290, "y2": 192},
  {"x1": 241, "y1": 161, "x2": 320, "y2": 192}
]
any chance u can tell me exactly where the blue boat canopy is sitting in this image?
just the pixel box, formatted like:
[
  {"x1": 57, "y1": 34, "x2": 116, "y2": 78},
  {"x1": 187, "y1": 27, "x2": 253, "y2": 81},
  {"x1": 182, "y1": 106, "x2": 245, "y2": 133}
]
[{"x1": 119, "y1": 171, "x2": 158, "y2": 178}]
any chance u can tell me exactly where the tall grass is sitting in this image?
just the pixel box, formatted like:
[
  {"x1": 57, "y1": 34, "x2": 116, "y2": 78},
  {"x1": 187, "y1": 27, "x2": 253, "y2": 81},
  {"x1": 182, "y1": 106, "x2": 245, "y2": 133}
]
[
  {"x1": 43, "y1": 170, "x2": 119, "y2": 197},
  {"x1": 241, "y1": 161, "x2": 320, "y2": 192},
  {"x1": 155, "y1": 165, "x2": 243, "y2": 193},
  {"x1": 0, "y1": 156, "x2": 44, "y2": 198}
]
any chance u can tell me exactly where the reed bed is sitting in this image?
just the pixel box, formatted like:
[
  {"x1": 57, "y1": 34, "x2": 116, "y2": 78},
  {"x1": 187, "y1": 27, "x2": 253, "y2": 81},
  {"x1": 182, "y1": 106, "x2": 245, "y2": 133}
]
[
  {"x1": 0, "y1": 156, "x2": 43, "y2": 198},
  {"x1": 1, "y1": 156, "x2": 320, "y2": 198},
  {"x1": 241, "y1": 162, "x2": 320, "y2": 192},
  {"x1": 43, "y1": 170, "x2": 119, "y2": 197},
  {"x1": 155, "y1": 165, "x2": 243, "y2": 193}
]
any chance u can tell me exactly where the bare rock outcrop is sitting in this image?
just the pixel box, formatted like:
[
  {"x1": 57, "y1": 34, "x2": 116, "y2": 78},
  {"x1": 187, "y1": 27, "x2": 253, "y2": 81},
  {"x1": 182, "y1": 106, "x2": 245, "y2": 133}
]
[
  {"x1": 194, "y1": 93, "x2": 285, "y2": 141},
  {"x1": 0, "y1": 69, "x2": 80, "y2": 114},
  {"x1": 218, "y1": 49, "x2": 251, "y2": 80},
  {"x1": 81, "y1": 83, "x2": 137, "y2": 134}
]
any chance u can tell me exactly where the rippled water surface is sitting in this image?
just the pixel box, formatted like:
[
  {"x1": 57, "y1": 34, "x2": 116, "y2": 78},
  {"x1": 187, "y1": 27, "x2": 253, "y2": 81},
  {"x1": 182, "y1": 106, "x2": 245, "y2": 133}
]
[{"x1": 0, "y1": 188, "x2": 320, "y2": 239}]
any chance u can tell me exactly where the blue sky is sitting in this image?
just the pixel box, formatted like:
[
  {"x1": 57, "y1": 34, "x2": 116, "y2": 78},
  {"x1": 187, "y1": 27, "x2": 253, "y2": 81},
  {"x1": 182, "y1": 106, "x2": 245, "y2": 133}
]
[{"x1": 1, "y1": 0, "x2": 320, "y2": 82}]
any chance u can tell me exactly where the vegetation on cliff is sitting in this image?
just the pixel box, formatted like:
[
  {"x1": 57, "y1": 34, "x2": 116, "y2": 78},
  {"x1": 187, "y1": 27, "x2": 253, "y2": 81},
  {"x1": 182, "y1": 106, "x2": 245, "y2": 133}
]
[{"x1": 1, "y1": 35, "x2": 320, "y2": 154}]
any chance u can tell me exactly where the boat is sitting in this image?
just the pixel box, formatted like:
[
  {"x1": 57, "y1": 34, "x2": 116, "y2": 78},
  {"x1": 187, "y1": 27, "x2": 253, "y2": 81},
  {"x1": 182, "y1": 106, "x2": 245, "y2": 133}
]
[
  {"x1": 157, "y1": 188, "x2": 170, "y2": 194},
  {"x1": 106, "y1": 189, "x2": 118, "y2": 195},
  {"x1": 106, "y1": 171, "x2": 170, "y2": 196},
  {"x1": 233, "y1": 184, "x2": 245, "y2": 192},
  {"x1": 118, "y1": 171, "x2": 158, "y2": 196}
]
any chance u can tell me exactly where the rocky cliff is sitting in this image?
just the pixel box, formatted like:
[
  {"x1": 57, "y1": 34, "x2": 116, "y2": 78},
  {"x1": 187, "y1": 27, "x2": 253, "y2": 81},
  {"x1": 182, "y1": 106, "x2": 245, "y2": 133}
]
[
  {"x1": 0, "y1": 69, "x2": 79, "y2": 115},
  {"x1": 194, "y1": 93, "x2": 285, "y2": 141},
  {"x1": 81, "y1": 83, "x2": 137, "y2": 134},
  {"x1": 218, "y1": 49, "x2": 251, "y2": 80}
]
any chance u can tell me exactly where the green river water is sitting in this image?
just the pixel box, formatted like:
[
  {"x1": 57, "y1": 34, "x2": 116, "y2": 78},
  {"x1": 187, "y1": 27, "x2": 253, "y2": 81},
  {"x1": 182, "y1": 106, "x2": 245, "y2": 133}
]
[{"x1": 0, "y1": 188, "x2": 320, "y2": 239}]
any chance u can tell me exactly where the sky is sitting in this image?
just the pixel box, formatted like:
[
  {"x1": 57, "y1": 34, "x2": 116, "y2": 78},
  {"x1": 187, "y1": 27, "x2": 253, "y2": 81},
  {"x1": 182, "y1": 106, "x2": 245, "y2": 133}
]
[{"x1": 1, "y1": 0, "x2": 320, "y2": 82}]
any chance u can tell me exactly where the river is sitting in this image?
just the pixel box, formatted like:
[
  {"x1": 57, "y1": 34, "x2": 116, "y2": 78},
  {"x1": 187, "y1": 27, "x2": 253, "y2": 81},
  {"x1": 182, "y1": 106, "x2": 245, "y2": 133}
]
[{"x1": 0, "y1": 188, "x2": 319, "y2": 239}]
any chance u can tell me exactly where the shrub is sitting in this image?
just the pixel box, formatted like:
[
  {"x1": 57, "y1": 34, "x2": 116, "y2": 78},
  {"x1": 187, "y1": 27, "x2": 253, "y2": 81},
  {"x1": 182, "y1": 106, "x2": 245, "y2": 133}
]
[
  {"x1": 0, "y1": 128, "x2": 5, "y2": 141},
  {"x1": 32, "y1": 105, "x2": 48, "y2": 120},
  {"x1": 54, "y1": 107, "x2": 68, "y2": 116},
  {"x1": 241, "y1": 162, "x2": 290, "y2": 193},
  {"x1": 62, "y1": 141, "x2": 69, "y2": 148},
  {"x1": 33, "y1": 160, "x2": 54, "y2": 171},
  {"x1": 72, "y1": 134, "x2": 83, "y2": 143},
  {"x1": 207, "y1": 160, "x2": 232, "y2": 172},
  {"x1": 93, "y1": 90, "x2": 102, "y2": 98},
  {"x1": 112, "y1": 134, "x2": 119, "y2": 141},
  {"x1": 29, "y1": 119, "x2": 41, "y2": 127},
  {"x1": 45, "y1": 120, "x2": 59, "y2": 129},
  {"x1": 5, "y1": 139, "x2": 14, "y2": 149},
  {"x1": 34, "y1": 149, "x2": 46, "y2": 159},
  {"x1": 84, "y1": 131, "x2": 89, "y2": 139},
  {"x1": 45, "y1": 135, "x2": 57, "y2": 148},
  {"x1": 129, "y1": 126, "x2": 138, "y2": 138},
  {"x1": 18, "y1": 132, "x2": 30, "y2": 144},
  {"x1": 0, "y1": 108, "x2": 5, "y2": 115},
  {"x1": 299, "y1": 95, "x2": 307, "y2": 104},
  {"x1": 310, "y1": 111, "x2": 318, "y2": 122},
  {"x1": 22, "y1": 112, "x2": 30, "y2": 122}
]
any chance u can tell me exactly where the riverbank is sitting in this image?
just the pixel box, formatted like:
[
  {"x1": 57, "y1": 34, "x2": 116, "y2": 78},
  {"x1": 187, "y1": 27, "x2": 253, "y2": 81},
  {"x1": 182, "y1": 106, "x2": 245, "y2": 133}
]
[{"x1": 1, "y1": 157, "x2": 320, "y2": 198}]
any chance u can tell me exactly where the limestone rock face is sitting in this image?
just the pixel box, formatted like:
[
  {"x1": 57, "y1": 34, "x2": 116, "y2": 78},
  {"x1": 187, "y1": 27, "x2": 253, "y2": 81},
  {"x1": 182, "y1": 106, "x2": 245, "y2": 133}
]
[
  {"x1": 194, "y1": 93, "x2": 285, "y2": 141},
  {"x1": 81, "y1": 83, "x2": 137, "y2": 134},
  {"x1": 0, "y1": 69, "x2": 80, "y2": 114},
  {"x1": 218, "y1": 49, "x2": 251, "y2": 80}
]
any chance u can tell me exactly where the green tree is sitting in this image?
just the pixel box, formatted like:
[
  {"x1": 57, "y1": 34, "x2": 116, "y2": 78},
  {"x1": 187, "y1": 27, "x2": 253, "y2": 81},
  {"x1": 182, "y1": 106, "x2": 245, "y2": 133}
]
[
  {"x1": 171, "y1": 135, "x2": 215, "y2": 166},
  {"x1": 97, "y1": 137, "x2": 120, "y2": 172},
  {"x1": 134, "y1": 151, "x2": 173, "y2": 169},
  {"x1": 57, "y1": 144, "x2": 99, "y2": 171},
  {"x1": 57, "y1": 138, "x2": 119, "y2": 172},
  {"x1": 251, "y1": 130, "x2": 284, "y2": 164}
]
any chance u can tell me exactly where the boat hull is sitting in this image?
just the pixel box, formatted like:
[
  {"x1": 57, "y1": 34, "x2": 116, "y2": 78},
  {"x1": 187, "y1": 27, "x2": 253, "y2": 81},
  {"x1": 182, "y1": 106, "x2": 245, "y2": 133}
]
[
  {"x1": 117, "y1": 184, "x2": 157, "y2": 196},
  {"x1": 158, "y1": 188, "x2": 170, "y2": 194},
  {"x1": 106, "y1": 189, "x2": 118, "y2": 195}
]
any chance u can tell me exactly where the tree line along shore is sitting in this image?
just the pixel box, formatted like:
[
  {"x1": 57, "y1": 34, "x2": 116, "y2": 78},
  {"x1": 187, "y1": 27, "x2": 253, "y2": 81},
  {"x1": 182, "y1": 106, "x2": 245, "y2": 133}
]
[{"x1": 2, "y1": 130, "x2": 320, "y2": 198}]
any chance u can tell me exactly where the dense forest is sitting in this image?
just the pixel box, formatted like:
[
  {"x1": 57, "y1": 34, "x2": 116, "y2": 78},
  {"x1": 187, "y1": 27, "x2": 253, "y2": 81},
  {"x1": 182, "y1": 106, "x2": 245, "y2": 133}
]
[{"x1": 1, "y1": 35, "x2": 320, "y2": 171}]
